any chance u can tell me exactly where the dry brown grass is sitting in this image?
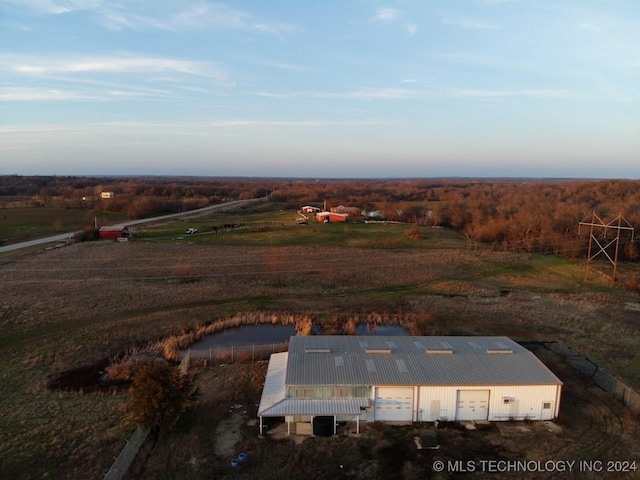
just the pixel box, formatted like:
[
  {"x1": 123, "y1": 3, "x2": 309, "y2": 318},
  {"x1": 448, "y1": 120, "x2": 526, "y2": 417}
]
[
  {"x1": 153, "y1": 313, "x2": 316, "y2": 361},
  {"x1": 1, "y1": 241, "x2": 640, "y2": 478}
]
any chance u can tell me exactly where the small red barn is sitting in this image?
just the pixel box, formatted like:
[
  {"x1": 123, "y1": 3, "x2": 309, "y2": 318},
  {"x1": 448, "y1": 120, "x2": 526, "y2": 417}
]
[{"x1": 98, "y1": 226, "x2": 130, "y2": 240}]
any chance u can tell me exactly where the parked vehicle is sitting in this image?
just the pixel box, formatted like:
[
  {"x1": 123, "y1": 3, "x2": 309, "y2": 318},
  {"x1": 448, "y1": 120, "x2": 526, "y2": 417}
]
[{"x1": 186, "y1": 228, "x2": 199, "y2": 234}]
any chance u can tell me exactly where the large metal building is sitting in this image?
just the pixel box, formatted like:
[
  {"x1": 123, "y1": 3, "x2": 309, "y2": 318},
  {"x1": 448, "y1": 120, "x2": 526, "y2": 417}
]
[{"x1": 257, "y1": 335, "x2": 562, "y2": 435}]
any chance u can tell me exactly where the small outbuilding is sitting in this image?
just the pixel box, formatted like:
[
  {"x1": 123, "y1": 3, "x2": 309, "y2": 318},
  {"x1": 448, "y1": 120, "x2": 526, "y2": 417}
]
[
  {"x1": 258, "y1": 336, "x2": 562, "y2": 436},
  {"x1": 301, "y1": 206, "x2": 321, "y2": 213},
  {"x1": 98, "y1": 226, "x2": 130, "y2": 240},
  {"x1": 331, "y1": 205, "x2": 361, "y2": 216},
  {"x1": 315, "y1": 212, "x2": 348, "y2": 223}
]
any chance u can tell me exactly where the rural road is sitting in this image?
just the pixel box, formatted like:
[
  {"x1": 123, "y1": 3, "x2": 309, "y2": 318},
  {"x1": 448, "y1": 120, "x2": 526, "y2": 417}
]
[{"x1": 0, "y1": 197, "x2": 264, "y2": 253}]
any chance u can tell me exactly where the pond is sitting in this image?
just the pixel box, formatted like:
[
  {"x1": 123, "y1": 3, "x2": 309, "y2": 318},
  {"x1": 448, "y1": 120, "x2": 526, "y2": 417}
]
[
  {"x1": 186, "y1": 322, "x2": 410, "y2": 355},
  {"x1": 356, "y1": 324, "x2": 409, "y2": 336},
  {"x1": 188, "y1": 324, "x2": 296, "y2": 353}
]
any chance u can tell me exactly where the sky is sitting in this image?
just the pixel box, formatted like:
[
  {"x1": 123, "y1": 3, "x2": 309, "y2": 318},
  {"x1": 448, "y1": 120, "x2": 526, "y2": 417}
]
[{"x1": 1, "y1": 0, "x2": 639, "y2": 178}]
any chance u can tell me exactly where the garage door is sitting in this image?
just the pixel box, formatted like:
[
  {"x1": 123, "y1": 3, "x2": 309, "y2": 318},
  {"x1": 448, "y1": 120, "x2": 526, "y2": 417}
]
[
  {"x1": 456, "y1": 390, "x2": 489, "y2": 421},
  {"x1": 374, "y1": 387, "x2": 414, "y2": 421}
]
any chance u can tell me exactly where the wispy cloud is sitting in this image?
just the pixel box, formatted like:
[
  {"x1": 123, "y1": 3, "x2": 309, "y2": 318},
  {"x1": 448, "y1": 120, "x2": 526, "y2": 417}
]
[
  {"x1": 3, "y1": 53, "x2": 229, "y2": 82},
  {"x1": 26, "y1": 73, "x2": 175, "y2": 95},
  {"x1": 9, "y1": 0, "x2": 298, "y2": 37},
  {"x1": 99, "y1": 9, "x2": 170, "y2": 31},
  {"x1": 251, "y1": 59, "x2": 313, "y2": 73},
  {"x1": 404, "y1": 24, "x2": 418, "y2": 35},
  {"x1": 4, "y1": 0, "x2": 90, "y2": 15},
  {"x1": 431, "y1": 52, "x2": 510, "y2": 68},
  {"x1": 332, "y1": 89, "x2": 424, "y2": 99},
  {"x1": 0, "y1": 86, "x2": 174, "y2": 101},
  {"x1": 99, "y1": 119, "x2": 384, "y2": 129},
  {"x1": 480, "y1": 0, "x2": 521, "y2": 4},
  {"x1": 369, "y1": 8, "x2": 399, "y2": 23},
  {"x1": 256, "y1": 88, "x2": 431, "y2": 100},
  {"x1": 624, "y1": 55, "x2": 640, "y2": 68},
  {"x1": 0, "y1": 119, "x2": 385, "y2": 143},
  {"x1": 580, "y1": 22, "x2": 603, "y2": 33},
  {"x1": 448, "y1": 88, "x2": 580, "y2": 99},
  {"x1": 256, "y1": 87, "x2": 580, "y2": 102},
  {"x1": 441, "y1": 15, "x2": 498, "y2": 29},
  {"x1": 0, "y1": 87, "x2": 97, "y2": 101},
  {"x1": 5, "y1": 0, "x2": 165, "y2": 30},
  {"x1": 169, "y1": 2, "x2": 298, "y2": 37}
]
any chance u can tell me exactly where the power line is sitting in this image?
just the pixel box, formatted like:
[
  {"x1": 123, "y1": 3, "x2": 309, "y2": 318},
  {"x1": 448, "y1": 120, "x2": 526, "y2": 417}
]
[{"x1": 579, "y1": 212, "x2": 635, "y2": 286}]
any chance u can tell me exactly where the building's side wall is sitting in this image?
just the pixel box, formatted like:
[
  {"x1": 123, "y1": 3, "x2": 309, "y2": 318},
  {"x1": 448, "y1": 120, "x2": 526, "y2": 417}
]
[
  {"x1": 279, "y1": 383, "x2": 560, "y2": 423},
  {"x1": 418, "y1": 384, "x2": 561, "y2": 421},
  {"x1": 99, "y1": 230, "x2": 122, "y2": 240}
]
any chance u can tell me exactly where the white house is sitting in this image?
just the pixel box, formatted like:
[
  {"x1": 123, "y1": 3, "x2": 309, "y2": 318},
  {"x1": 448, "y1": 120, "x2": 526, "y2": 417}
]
[
  {"x1": 301, "y1": 206, "x2": 321, "y2": 213},
  {"x1": 257, "y1": 335, "x2": 562, "y2": 436}
]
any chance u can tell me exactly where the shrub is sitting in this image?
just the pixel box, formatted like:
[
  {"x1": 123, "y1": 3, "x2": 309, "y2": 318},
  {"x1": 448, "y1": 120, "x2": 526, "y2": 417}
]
[
  {"x1": 73, "y1": 227, "x2": 99, "y2": 243},
  {"x1": 128, "y1": 362, "x2": 193, "y2": 433}
]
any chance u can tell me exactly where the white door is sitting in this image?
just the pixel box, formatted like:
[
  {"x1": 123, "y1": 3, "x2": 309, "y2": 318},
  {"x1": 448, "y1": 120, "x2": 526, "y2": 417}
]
[
  {"x1": 540, "y1": 401, "x2": 554, "y2": 420},
  {"x1": 374, "y1": 387, "x2": 414, "y2": 421},
  {"x1": 456, "y1": 390, "x2": 489, "y2": 421}
]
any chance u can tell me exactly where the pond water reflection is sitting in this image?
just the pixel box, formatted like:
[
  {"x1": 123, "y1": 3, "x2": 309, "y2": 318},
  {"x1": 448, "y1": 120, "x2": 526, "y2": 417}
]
[
  {"x1": 189, "y1": 324, "x2": 296, "y2": 352},
  {"x1": 356, "y1": 324, "x2": 409, "y2": 336},
  {"x1": 187, "y1": 322, "x2": 409, "y2": 353}
]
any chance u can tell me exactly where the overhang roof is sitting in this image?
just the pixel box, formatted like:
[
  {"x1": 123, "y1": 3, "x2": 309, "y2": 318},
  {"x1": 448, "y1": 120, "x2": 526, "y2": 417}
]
[
  {"x1": 259, "y1": 398, "x2": 369, "y2": 417},
  {"x1": 99, "y1": 226, "x2": 126, "y2": 231},
  {"x1": 257, "y1": 352, "x2": 287, "y2": 416}
]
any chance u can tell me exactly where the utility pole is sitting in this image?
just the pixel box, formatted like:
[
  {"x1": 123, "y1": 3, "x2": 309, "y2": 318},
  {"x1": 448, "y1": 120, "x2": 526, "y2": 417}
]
[{"x1": 579, "y1": 212, "x2": 635, "y2": 286}]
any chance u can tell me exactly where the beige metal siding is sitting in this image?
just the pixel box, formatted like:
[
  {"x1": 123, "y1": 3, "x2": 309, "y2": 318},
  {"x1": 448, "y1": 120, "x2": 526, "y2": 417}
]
[{"x1": 418, "y1": 384, "x2": 562, "y2": 421}]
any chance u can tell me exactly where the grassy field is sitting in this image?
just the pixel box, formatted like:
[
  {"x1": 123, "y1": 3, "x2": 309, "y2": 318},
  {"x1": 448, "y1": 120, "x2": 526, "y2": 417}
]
[
  {"x1": 1, "y1": 203, "x2": 639, "y2": 479},
  {"x1": 0, "y1": 206, "x2": 127, "y2": 243},
  {"x1": 140, "y1": 221, "x2": 466, "y2": 249}
]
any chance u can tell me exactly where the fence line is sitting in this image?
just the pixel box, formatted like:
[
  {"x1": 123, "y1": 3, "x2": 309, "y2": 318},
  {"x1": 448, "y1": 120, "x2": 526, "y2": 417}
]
[
  {"x1": 185, "y1": 341, "x2": 289, "y2": 365},
  {"x1": 103, "y1": 426, "x2": 149, "y2": 480},
  {"x1": 540, "y1": 341, "x2": 640, "y2": 414}
]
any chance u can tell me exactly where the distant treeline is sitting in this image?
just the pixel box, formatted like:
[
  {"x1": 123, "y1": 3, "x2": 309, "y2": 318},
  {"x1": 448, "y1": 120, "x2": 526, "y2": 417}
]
[
  {"x1": 0, "y1": 175, "x2": 271, "y2": 219},
  {"x1": 267, "y1": 178, "x2": 639, "y2": 260},
  {"x1": 1, "y1": 175, "x2": 638, "y2": 259}
]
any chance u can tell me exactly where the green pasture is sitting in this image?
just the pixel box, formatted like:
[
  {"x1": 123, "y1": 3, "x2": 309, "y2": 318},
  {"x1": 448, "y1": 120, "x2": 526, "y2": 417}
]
[
  {"x1": 470, "y1": 254, "x2": 587, "y2": 292},
  {"x1": 0, "y1": 207, "x2": 126, "y2": 243},
  {"x1": 132, "y1": 204, "x2": 468, "y2": 249},
  {"x1": 129, "y1": 205, "x2": 635, "y2": 291},
  {"x1": 137, "y1": 219, "x2": 468, "y2": 249}
]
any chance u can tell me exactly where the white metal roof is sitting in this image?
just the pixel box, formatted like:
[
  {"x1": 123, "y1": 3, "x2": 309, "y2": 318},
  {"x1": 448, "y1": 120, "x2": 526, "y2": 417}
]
[
  {"x1": 257, "y1": 352, "x2": 288, "y2": 416},
  {"x1": 286, "y1": 336, "x2": 562, "y2": 387},
  {"x1": 258, "y1": 352, "x2": 369, "y2": 417},
  {"x1": 259, "y1": 398, "x2": 369, "y2": 416}
]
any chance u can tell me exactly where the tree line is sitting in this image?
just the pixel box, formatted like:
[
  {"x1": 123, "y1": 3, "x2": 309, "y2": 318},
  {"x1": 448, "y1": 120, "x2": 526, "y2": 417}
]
[{"x1": 2, "y1": 175, "x2": 638, "y2": 259}]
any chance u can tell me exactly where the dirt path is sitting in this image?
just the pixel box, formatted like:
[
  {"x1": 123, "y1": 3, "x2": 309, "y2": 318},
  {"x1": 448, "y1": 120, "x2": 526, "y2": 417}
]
[{"x1": 214, "y1": 409, "x2": 245, "y2": 457}]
